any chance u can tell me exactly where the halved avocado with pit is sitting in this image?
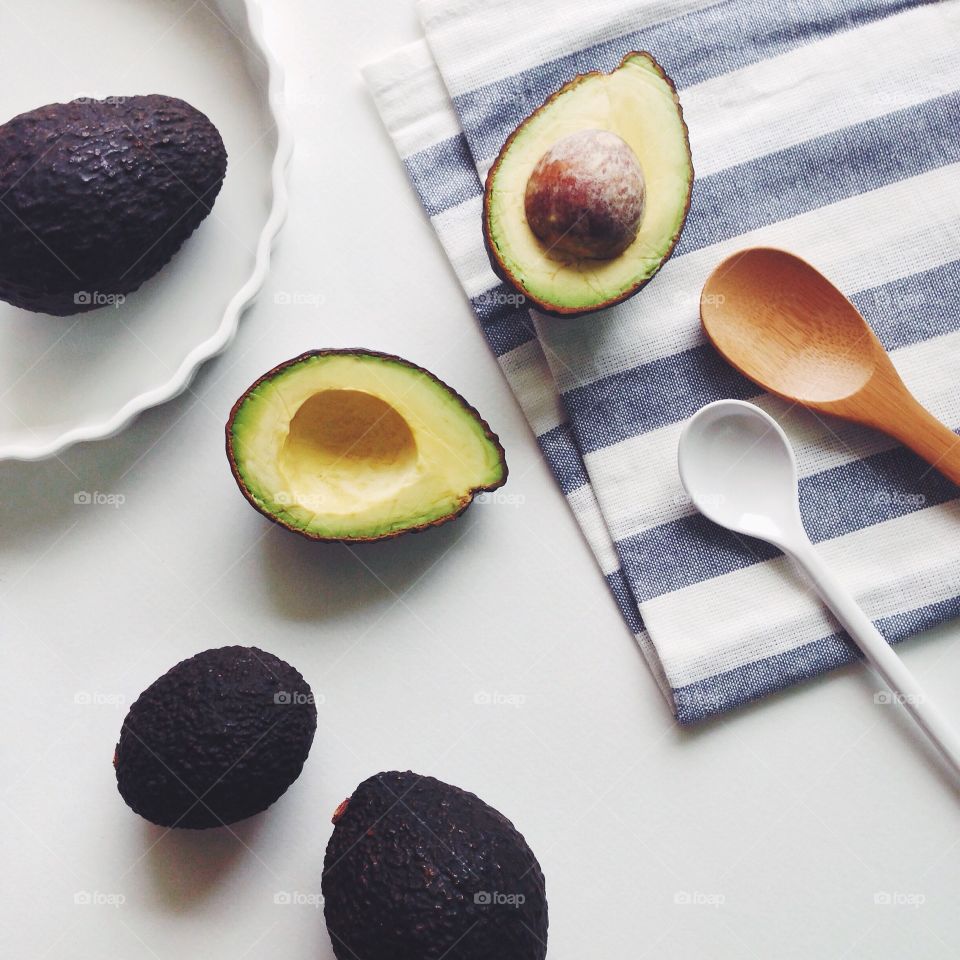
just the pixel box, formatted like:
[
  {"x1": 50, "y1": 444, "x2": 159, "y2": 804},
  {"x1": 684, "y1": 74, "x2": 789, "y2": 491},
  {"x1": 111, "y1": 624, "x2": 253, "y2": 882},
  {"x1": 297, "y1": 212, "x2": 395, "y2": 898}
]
[
  {"x1": 483, "y1": 51, "x2": 693, "y2": 318},
  {"x1": 226, "y1": 350, "x2": 507, "y2": 542}
]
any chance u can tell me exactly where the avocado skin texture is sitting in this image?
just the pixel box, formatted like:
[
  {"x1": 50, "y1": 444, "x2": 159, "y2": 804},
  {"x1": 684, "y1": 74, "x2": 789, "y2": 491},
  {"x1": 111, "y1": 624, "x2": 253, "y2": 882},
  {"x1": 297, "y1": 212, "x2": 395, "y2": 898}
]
[
  {"x1": 0, "y1": 95, "x2": 227, "y2": 315},
  {"x1": 115, "y1": 646, "x2": 316, "y2": 829},
  {"x1": 322, "y1": 771, "x2": 548, "y2": 960}
]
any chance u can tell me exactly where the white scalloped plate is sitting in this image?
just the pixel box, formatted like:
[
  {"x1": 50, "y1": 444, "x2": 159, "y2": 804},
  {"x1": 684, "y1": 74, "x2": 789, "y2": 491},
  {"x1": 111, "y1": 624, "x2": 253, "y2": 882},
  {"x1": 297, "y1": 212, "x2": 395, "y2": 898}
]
[{"x1": 0, "y1": 0, "x2": 291, "y2": 460}]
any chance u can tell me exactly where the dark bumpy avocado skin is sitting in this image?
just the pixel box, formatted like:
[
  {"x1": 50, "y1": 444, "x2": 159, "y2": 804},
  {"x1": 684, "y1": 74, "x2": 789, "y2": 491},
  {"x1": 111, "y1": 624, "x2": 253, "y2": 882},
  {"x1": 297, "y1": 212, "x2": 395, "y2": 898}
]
[
  {"x1": 115, "y1": 646, "x2": 316, "y2": 829},
  {"x1": 0, "y1": 95, "x2": 227, "y2": 315},
  {"x1": 322, "y1": 771, "x2": 548, "y2": 960}
]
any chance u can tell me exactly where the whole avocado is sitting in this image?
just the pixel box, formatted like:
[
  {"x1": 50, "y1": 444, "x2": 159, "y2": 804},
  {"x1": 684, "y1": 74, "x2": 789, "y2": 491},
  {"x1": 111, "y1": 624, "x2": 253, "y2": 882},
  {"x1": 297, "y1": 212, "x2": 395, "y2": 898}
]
[
  {"x1": 114, "y1": 646, "x2": 316, "y2": 829},
  {"x1": 322, "y1": 771, "x2": 548, "y2": 960},
  {"x1": 0, "y1": 94, "x2": 227, "y2": 315}
]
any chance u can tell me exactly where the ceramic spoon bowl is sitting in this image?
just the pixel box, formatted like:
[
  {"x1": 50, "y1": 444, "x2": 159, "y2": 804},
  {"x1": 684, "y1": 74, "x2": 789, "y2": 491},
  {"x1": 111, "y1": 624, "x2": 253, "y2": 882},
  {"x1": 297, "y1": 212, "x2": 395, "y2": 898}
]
[{"x1": 679, "y1": 399, "x2": 960, "y2": 782}]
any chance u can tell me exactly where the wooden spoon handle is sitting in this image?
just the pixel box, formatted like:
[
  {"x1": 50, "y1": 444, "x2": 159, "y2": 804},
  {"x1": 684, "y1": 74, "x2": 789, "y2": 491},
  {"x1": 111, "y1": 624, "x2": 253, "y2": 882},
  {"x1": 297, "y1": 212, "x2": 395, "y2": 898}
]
[{"x1": 883, "y1": 391, "x2": 960, "y2": 488}]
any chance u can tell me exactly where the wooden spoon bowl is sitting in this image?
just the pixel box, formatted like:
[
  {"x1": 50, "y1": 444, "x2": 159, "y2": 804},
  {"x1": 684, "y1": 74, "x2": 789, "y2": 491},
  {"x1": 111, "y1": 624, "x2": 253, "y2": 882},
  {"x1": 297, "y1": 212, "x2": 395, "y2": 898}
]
[{"x1": 700, "y1": 248, "x2": 960, "y2": 485}]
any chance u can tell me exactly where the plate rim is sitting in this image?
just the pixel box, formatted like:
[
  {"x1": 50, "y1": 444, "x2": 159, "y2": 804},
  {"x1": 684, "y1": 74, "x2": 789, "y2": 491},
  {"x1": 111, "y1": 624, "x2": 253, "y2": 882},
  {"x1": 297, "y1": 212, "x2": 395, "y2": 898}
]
[{"x1": 0, "y1": 0, "x2": 293, "y2": 462}]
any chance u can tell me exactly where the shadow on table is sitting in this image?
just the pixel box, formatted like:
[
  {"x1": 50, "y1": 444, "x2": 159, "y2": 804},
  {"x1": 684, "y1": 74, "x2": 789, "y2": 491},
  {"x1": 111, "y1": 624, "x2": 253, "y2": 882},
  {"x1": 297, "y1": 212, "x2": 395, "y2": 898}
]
[
  {"x1": 672, "y1": 636, "x2": 960, "y2": 795},
  {"x1": 0, "y1": 362, "x2": 210, "y2": 549},
  {"x1": 142, "y1": 813, "x2": 266, "y2": 910},
  {"x1": 259, "y1": 513, "x2": 475, "y2": 623}
]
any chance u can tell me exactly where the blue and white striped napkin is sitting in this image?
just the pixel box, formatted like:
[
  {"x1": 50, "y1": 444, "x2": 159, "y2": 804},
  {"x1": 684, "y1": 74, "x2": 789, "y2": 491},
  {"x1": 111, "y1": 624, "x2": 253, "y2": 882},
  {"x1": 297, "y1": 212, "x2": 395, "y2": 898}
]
[{"x1": 364, "y1": 0, "x2": 960, "y2": 723}]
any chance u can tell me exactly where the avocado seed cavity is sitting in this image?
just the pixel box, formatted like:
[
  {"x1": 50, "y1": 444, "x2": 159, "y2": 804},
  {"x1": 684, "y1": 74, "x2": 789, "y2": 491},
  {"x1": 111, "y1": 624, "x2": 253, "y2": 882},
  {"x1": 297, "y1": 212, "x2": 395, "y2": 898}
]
[
  {"x1": 524, "y1": 129, "x2": 645, "y2": 260},
  {"x1": 279, "y1": 390, "x2": 418, "y2": 514}
]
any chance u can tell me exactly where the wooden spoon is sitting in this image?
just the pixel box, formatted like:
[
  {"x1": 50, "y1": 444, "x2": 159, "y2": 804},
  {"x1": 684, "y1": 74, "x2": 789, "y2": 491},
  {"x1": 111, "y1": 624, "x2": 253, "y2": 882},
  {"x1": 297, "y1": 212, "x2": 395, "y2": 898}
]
[{"x1": 700, "y1": 247, "x2": 960, "y2": 485}]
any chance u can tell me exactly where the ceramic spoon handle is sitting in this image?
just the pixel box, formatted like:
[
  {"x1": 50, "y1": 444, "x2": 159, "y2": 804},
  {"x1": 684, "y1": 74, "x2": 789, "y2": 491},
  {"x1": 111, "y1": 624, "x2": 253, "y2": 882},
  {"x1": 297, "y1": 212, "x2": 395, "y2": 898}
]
[{"x1": 789, "y1": 538, "x2": 960, "y2": 779}]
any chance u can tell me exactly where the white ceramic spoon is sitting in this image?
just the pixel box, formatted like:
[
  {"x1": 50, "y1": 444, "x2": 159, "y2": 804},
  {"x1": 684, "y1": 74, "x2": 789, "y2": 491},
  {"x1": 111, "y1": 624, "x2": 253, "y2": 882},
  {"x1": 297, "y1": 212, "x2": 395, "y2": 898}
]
[{"x1": 678, "y1": 398, "x2": 960, "y2": 778}]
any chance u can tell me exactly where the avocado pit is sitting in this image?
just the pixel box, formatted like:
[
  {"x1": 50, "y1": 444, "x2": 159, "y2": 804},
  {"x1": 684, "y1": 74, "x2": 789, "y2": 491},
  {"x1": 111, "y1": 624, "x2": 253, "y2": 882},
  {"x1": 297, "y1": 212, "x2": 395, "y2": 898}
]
[{"x1": 524, "y1": 128, "x2": 645, "y2": 260}]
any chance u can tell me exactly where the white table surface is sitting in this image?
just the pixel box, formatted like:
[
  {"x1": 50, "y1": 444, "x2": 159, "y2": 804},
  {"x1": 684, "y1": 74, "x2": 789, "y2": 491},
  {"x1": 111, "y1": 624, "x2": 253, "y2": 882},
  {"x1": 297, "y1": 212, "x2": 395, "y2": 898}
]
[{"x1": 4, "y1": 2, "x2": 960, "y2": 957}]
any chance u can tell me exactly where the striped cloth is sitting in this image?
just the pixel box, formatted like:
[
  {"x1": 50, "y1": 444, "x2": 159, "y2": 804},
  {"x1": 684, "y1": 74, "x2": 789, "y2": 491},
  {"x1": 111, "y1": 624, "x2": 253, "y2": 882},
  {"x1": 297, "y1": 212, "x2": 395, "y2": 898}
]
[{"x1": 364, "y1": 0, "x2": 960, "y2": 723}]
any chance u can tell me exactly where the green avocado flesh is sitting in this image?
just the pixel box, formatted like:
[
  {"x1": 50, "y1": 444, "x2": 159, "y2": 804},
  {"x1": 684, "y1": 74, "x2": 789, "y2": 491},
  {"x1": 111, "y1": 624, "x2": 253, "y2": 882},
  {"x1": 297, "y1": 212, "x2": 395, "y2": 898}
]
[
  {"x1": 484, "y1": 52, "x2": 693, "y2": 317},
  {"x1": 227, "y1": 351, "x2": 507, "y2": 541}
]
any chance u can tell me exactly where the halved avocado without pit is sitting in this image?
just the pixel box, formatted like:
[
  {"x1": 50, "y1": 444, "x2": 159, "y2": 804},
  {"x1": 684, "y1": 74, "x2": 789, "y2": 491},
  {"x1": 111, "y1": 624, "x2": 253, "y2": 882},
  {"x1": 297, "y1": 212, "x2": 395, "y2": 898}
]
[
  {"x1": 226, "y1": 350, "x2": 507, "y2": 542},
  {"x1": 483, "y1": 51, "x2": 693, "y2": 318}
]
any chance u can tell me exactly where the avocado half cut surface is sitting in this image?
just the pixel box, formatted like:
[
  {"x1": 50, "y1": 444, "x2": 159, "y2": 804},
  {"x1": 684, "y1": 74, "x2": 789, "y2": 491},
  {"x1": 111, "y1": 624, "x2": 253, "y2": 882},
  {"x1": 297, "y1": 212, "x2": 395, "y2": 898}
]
[
  {"x1": 226, "y1": 350, "x2": 508, "y2": 542},
  {"x1": 322, "y1": 771, "x2": 548, "y2": 960},
  {"x1": 483, "y1": 51, "x2": 693, "y2": 318}
]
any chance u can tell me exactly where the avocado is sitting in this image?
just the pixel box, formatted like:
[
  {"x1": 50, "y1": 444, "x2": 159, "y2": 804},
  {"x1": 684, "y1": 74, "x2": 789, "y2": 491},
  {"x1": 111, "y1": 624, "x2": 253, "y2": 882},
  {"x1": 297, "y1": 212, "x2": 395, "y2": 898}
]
[
  {"x1": 483, "y1": 51, "x2": 693, "y2": 318},
  {"x1": 114, "y1": 646, "x2": 316, "y2": 829},
  {"x1": 226, "y1": 349, "x2": 508, "y2": 542},
  {"x1": 0, "y1": 94, "x2": 227, "y2": 316},
  {"x1": 322, "y1": 771, "x2": 548, "y2": 960}
]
